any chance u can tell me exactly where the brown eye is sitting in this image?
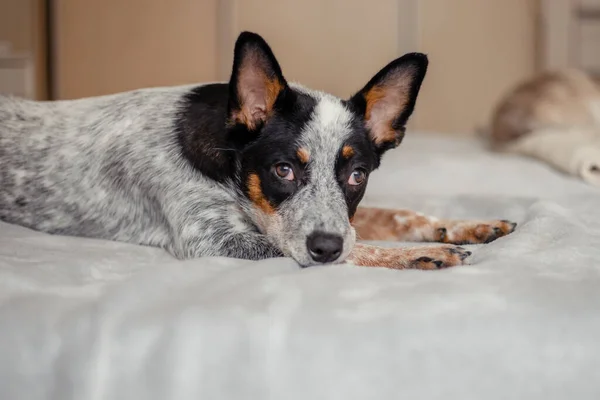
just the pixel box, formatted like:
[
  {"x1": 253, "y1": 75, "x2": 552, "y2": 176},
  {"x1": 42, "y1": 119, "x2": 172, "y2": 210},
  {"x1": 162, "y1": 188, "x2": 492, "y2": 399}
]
[
  {"x1": 348, "y1": 169, "x2": 366, "y2": 186},
  {"x1": 274, "y1": 163, "x2": 295, "y2": 181}
]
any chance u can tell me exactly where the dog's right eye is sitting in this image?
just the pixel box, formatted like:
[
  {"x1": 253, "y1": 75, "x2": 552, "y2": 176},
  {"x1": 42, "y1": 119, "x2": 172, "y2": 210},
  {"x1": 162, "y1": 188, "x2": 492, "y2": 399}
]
[
  {"x1": 348, "y1": 169, "x2": 367, "y2": 186},
  {"x1": 274, "y1": 163, "x2": 295, "y2": 181}
]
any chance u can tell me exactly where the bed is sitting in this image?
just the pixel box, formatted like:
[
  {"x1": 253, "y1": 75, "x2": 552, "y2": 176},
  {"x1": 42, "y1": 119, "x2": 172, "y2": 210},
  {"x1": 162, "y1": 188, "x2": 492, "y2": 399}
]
[{"x1": 1, "y1": 133, "x2": 599, "y2": 399}]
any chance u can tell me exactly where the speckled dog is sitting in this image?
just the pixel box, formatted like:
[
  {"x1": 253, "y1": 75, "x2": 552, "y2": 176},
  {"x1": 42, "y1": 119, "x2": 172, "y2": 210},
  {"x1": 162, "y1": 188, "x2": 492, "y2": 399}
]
[{"x1": 0, "y1": 32, "x2": 515, "y2": 269}]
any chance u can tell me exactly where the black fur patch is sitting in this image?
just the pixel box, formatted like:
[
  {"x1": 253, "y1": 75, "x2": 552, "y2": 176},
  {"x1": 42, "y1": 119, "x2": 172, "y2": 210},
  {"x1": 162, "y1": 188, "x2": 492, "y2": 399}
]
[
  {"x1": 176, "y1": 83, "x2": 234, "y2": 183},
  {"x1": 175, "y1": 82, "x2": 318, "y2": 207}
]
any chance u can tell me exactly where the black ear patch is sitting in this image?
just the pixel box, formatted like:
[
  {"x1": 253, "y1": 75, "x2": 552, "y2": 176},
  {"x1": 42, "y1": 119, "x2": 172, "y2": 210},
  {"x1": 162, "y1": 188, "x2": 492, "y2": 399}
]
[
  {"x1": 228, "y1": 32, "x2": 288, "y2": 131},
  {"x1": 349, "y1": 53, "x2": 428, "y2": 153}
]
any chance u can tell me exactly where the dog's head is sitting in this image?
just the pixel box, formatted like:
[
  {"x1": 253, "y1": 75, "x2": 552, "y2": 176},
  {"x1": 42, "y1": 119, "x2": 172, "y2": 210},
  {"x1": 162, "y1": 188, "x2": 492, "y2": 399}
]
[{"x1": 228, "y1": 32, "x2": 427, "y2": 267}]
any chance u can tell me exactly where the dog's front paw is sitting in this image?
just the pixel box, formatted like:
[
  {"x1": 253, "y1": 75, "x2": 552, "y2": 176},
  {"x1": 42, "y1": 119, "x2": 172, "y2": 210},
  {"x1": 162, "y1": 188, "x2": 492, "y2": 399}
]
[
  {"x1": 439, "y1": 220, "x2": 517, "y2": 245},
  {"x1": 407, "y1": 246, "x2": 471, "y2": 270},
  {"x1": 348, "y1": 244, "x2": 471, "y2": 270}
]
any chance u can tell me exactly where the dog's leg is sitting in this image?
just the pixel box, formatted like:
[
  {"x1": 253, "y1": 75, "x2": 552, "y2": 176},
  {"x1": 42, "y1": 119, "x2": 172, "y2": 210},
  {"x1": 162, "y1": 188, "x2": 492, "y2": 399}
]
[
  {"x1": 166, "y1": 230, "x2": 283, "y2": 261},
  {"x1": 347, "y1": 243, "x2": 471, "y2": 269},
  {"x1": 353, "y1": 207, "x2": 516, "y2": 245},
  {"x1": 162, "y1": 195, "x2": 284, "y2": 260}
]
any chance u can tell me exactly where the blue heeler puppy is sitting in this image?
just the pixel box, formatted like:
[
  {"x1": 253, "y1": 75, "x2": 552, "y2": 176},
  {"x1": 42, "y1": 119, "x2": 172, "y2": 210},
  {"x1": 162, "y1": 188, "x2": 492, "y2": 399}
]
[{"x1": 0, "y1": 32, "x2": 516, "y2": 269}]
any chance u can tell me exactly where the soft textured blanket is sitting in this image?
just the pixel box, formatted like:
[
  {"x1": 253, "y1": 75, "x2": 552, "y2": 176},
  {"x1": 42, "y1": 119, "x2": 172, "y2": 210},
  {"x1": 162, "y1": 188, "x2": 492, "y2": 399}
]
[
  {"x1": 499, "y1": 127, "x2": 600, "y2": 188},
  {"x1": 1, "y1": 134, "x2": 599, "y2": 400}
]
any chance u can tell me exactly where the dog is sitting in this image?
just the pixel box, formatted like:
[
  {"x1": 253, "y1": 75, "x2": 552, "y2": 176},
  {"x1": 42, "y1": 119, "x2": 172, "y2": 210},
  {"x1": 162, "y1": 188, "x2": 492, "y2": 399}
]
[
  {"x1": 0, "y1": 32, "x2": 516, "y2": 269},
  {"x1": 489, "y1": 68, "x2": 600, "y2": 148},
  {"x1": 486, "y1": 69, "x2": 600, "y2": 186}
]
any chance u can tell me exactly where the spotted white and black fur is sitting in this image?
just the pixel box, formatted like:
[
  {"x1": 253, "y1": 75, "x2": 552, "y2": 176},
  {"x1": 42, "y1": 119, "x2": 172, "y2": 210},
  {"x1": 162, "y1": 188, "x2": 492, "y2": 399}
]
[{"x1": 1, "y1": 32, "x2": 503, "y2": 269}]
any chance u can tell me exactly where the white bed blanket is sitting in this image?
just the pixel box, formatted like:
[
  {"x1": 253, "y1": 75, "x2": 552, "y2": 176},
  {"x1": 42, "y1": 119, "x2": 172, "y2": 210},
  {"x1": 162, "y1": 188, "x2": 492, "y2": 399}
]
[{"x1": 1, "y1": 134, "x2": 600, "y2": 400}]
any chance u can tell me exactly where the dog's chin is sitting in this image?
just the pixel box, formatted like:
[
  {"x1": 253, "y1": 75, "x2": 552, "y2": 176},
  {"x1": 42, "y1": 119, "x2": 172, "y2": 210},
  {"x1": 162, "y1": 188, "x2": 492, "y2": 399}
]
[
  {"x1": 298, "y1": 258, "x2": 348, "y2": 269},
  {"x1": 291, "y1": 252, "x2": 350, "y2": 269},
  {"x1": 289, "y1": 253, "x2": 316, "y2": 268}
]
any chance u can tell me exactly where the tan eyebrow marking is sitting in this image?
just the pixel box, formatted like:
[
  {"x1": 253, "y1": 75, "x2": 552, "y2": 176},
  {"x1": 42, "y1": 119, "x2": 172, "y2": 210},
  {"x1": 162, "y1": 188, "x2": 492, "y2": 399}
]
[
  {"x1": 342, "y1": 145, "x2": 355, "y2": 159},
  {"x1": 297, "y1": 147, "x2": 310, "y2": 164}
]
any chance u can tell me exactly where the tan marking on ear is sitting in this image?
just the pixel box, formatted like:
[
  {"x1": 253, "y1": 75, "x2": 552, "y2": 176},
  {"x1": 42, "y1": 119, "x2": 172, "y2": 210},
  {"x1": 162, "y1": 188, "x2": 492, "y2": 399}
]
[
  {"x1": 342, "y1": 145, "x2": 355, "y2": 159},
  {"x1": 364, "y1": 83, "x2": 410, "y2": 146},
  {"x1": 232, "y1": 57, "x2": 284, "y2": 130},
  {"x1": 247, "y1": 173, "x2": 275, "y2": 214},
  {"x1": 297, "y1": 147, "x2": 310, "y2": 164}
]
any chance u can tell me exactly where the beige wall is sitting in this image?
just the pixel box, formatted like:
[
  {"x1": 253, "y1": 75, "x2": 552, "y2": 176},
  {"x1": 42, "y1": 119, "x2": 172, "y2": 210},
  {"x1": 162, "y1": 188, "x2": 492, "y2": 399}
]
[
  {"x1": 221, "y1": 0, "x2": 537, "y2": 134},
  {"x1": 53, "y1": 0, "x2": 218, "y2": 99},
  {"x1": 220, "y1": 0, "x2": 408, "y2": 99},
  {"x1": 416, "y1": 0, "x2": 538, "y2": 134},
  {"x1": 0, "y1": 0, "x2": 46, "y2": 99},
  {"x1": 0, "y1": 0, "x2": 34, "y2": 53},
  {"x1": 54, "y1": 0, "x2": 408, "y2": 101},
  {"x1": 50, "y1": 0, "x2": 538, "y2": 134}
]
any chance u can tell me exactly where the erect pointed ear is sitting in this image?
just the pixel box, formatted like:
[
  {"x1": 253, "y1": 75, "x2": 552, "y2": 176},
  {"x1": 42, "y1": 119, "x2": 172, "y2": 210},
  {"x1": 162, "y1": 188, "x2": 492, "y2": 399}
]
[
  {"x1": 228, "y1": 32, "x2": 288, "y2": 131},
  {"x1": 349, "y1": 53, "x2": 428, "y2": 152}
]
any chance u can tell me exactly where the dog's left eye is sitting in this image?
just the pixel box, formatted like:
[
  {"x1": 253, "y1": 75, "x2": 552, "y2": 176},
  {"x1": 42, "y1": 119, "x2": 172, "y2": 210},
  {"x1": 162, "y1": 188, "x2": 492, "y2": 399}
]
[
  {"x1": 348, "y1": 169, "x2": 366, "y2": 186},
  {"x1": 274, "y1": 163, "x2": 295, "y2": 181}
]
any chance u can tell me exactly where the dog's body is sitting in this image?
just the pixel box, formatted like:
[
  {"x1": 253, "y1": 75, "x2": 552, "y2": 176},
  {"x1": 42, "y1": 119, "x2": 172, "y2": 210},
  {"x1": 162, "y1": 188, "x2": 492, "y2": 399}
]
[
  {"x1": 489, "y1": 69, "x2": 600, "y2": 148},
  {"x1": 487, "y1": 69, "x2": 600, "y2": 186},
  {"x1": 0, "y1": 32, "x2": 515, "y2": 269},
  {"x1": 0, "y1": 85, "x2": 272, "y2": 259}
]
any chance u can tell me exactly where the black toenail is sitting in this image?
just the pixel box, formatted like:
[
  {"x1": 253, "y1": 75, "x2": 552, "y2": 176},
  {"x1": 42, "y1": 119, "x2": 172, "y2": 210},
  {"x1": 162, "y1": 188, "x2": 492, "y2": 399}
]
[
  {"x1": 493, "y1": 227, "x2": 502, "y2": 235},
  {"x1": 433, "y1": 260, "x2": 443, "y2": 268},
  {"x1": 465, "y1": 251, "x2": 472, "y2": 256},
  {"x1": 437, "y1": 227, "x2": 447, "y2": 239},
  {"x1": 510, "y1": 222, "x2": 517, "y2": 229}
]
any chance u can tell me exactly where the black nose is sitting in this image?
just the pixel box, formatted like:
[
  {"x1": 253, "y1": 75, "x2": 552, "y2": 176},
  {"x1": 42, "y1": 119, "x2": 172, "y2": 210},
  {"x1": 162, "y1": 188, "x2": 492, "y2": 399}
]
[{"x1": 306, "y1": 232, "x2": 343, "y2": 263}]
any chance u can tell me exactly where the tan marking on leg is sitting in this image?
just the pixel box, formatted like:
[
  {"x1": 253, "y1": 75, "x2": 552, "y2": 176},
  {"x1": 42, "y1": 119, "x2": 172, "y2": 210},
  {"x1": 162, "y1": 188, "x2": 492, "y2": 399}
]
[
  {"x1": 342, "y1": 145, "x2": 355, "y2": 159},
  {"x1": 297, "y1": 147, "x2": 310, "y2": 164},
  {"x1": 247, "y1": 173, "x2": 275, "y2": 214},
  {"x1": 347, "y1": 243, "x2": 471, "y2": 270},
  {"x1": 352, "y1": 208, "x2": 439, "y2": 241},
  {"x1": 353, "y1": 207, "x2": 516, "y2": 244}
]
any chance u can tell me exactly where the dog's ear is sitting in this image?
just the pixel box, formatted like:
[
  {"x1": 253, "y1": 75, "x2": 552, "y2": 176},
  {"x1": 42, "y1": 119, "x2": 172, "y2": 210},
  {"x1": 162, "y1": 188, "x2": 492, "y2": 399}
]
[
  {"x1": 228, "y1": 32, "x2": 287, "y2": 131},
  {"x1": 349, "y1": 53, "x2": 428, "y2": 153}
]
